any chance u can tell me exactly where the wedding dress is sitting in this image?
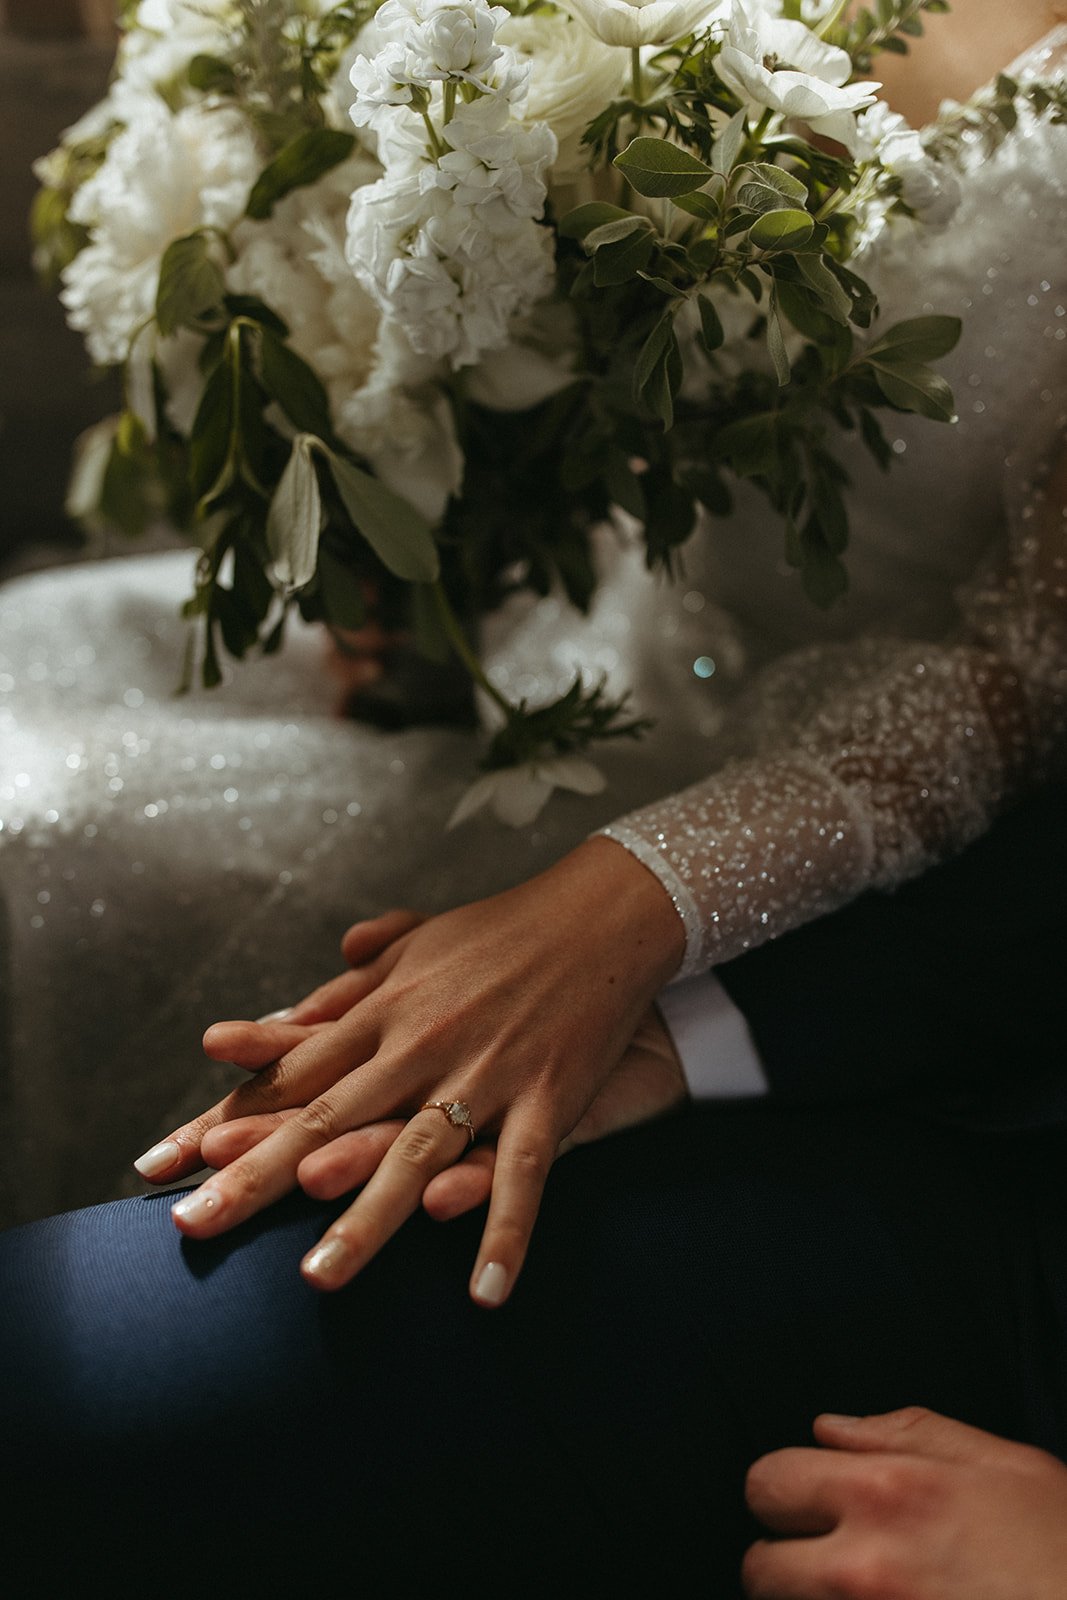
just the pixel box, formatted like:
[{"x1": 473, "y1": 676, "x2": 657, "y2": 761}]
[{"x1": 1, "y1": 28, "x2": 1065, "y2": 1228}]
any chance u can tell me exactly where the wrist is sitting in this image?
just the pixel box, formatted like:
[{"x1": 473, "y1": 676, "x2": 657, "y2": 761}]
[{"x1": 543, "y1": 836, "x2": 687, "y2": 992}]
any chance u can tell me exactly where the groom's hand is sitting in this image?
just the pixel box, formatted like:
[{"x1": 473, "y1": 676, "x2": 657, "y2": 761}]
[{"x1": 743, "y1": 1407, "x2": 1067, "y2": 1600}]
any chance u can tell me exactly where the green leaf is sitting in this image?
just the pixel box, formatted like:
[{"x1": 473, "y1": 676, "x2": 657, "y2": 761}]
[
  {"x1": 558, "y1": 201, "x2": 633, "y2": 240},
  {"x1": 795, "y1": 254, "x2": 852, "y2": 324},
  {"x1": 245, "y1": 129, "x2": 357, "y2": 221},
  {"x1": 189, "y1": 357, "x2": 233, "y2": 499},
  {"x1": 749, "y1": 208, "x2": 815, "y2": 250},
  {"x1": 258, "y1": 329, "x2": 334, "y2": 439},
  {"x1": 712, "y1": 109, "x2": 747, "y2": 175},
  {"x1": 712, "y1": 412, "x2": 779, "y2": 478},
  {"x1": 187, "y1": 54, "x2": 236, "y2": 94},
  {"x1": 697, "y1": 293, "x2": 724, "y2": 352},
  {"x1": 328, "y1": 453, "x2": 440, "y2": 582},
  {"x1": 766, "y1": 294, "x2": 791, "y2": 386},
  {"x1": 859, "y1": 407, "x2": 892, "y2": 470},
  {"x1": 604, "y1": 447, "x2": 647, "y2": 520},
  {"x1": 156, "y1": 232, "x2": 225, "y2": 337},
  {"x1": 316, "y1": 548, "x2": 369, "y2": 630},
  {"x1": 670, "y1": 188, "x2": 721, "y2": 221},
  {"x1": 633, "y1": 313, "x2": 675, "y2": 395},
  {"x1": 585, "y1": 215, "x2": 655, "y2": 251},
  {"x1": 592, "y1": 223, "x2": 656, "y2": 286},
  {"x1": 870, "y1": 360, "x2": 957, "y2": 422},
  {"x1": 267, "y1": 434, "x2": 323, "y2": 589},
  {"x1": 865, "y1": 314, "x2": 962, "y2": 364},
  {"x1": 740, "y1": 163, "x2": 809, "y2": 203},
  {"x1": 614, "y1": 136, "x2": 715, "y2": 198}
]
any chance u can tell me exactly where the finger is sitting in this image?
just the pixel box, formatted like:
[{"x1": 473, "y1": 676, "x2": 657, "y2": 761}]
[
  {"x1": 299, "y1": 1108, "x2": 473, "y2": 1289},
  {"x1": 297, "y1": 1122, "x2": 406, "y2": 1200},
  {"x1": 422, "y1": 1146, "x2": 496, "y2": 1220},
  {"x1": 202, "y1": 1019, "x2": 323, "y2": 1068},
  {"x1": 745, "y1": 1448, "x2": 844, "y2": 1537},
  {"x1": 286, "y1": 958, "x2": 395, "y2": 1026},
  {"x1": 742, "y1": 1534, "x2": 841, "y2": 1600},
  {"x1": 468, "y1": 1119, "x2": 555, "y2": 1309},
  {"x1": 159, "y1": 1016, "x2": 385, "y2": 1206},
  {"x1": 200, "y1": 1110, "x2": 300, "y2": 1168},
  {"x1": 813, "y1": 1407, "x2": 1012, "y2": 1466},
  {"x1": 338, "y1": 909, "x2": 423, "y2": 972}
]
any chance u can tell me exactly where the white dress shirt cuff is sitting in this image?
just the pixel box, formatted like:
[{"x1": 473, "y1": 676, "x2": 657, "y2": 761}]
[{"x1": 657, "y1": 971, "x2": 769, "y2": 1100}]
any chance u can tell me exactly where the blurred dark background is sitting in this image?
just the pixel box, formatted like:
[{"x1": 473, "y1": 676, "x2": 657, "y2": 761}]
[{"x1": 0, "y1": 0, "x2": 121, "y2": 580}]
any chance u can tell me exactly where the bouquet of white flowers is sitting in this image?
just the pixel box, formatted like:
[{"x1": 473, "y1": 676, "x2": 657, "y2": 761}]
[{"x1": 32, "y1": 0, "x2": 1064, "y2": 814}]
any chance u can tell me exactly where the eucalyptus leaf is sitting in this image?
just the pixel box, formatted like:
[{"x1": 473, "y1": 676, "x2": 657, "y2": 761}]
[
  {"x1": 614, "y1": 137, "x2": 715, "y2": 198},
  {"x1": 766, "y1": 295, "x2": 791, "y2": 386},
  {"x1": 246, "y1": 129, "x2": 357, "y2": 221},
  {"x1": 633, "y1": 313, "x2": 675, "y2": 395},
  {"x1": 795, "y1": 254, "x2": 852, "y2": 323},
  {"x1": 585, "y1": 215, "x2": 655, "y2": 251},
  {"x1": 189, "y1": 357, "x2": 233, "y2": 500},
  {"x1": 258, "y1": 329, "x2": 334, "y2": 439},
  {"x1": 750, "y1": 208, "x2": 815, "y2": 250},
  {"x1": 741, "y1": 163, "x2": 809, "y2": 203},
  {"x1": 328, "y1": 453, "x2": 440, "y2": 582},
  {"x1": 697, "y1": 293, "x2": 724, "y2": 352},
  {"x1": 712, "y1": 109, "x2": 747, "y2": 175},
  {"x1": 870, "y1": 360, "x2": 957, "y2": 422},
  {"x1": 558, "y1": 201, "x2": 632, "y2": 239},
  {"x1": 156, "y1": 232, "x2": 225, "y2": 337},
  {"x1": 592, "y1": 225, "x2": 656, "y2": 286},
  {"x1": 670, "y1": 187, "x2": 722, "y2": 221},
  {"x1": 865, "y1": 314, "x2": 962, "y2": 364},
  {"x1": 267, "y1": 434, "x2": 323, "y2": 589}
]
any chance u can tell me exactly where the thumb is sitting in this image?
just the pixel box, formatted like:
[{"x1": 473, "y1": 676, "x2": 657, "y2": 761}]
[{"x1": 814, "y1": 1406, "x2": 1012, "y2": 1465}]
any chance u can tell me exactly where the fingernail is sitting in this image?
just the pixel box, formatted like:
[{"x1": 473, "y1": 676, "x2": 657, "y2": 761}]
[
  {"x1": 302, "y1": 1239, "x2": 349, "y2": 1283},
  {"x1": 255, "y1": 1007, "x2": 294, "y2": 1024},
  {"x1": 171, "y1": 1186, "x2": 222, "y2": 1227},
  {"x1": 819, "y1": 1414, "x2": 861, "y2": 1427},
  {"x1": 473, "y1": 1262, "x2": 508, "y2": 1307},
  {"x1": 133, "y1": 1140, "x2": 180, "y2": 1179}
]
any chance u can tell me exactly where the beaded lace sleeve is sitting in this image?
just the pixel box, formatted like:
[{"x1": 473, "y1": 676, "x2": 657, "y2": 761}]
[{"x1": 600, "y1": 449, "x2": 1067, "y2": 978}]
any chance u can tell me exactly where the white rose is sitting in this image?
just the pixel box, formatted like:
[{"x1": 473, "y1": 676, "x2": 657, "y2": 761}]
[
  {"x1": 562, "y1": 0, "x2": 724, "y2": 49},
  {"x1": 497, "y1": 11, "x2": 628, "y2": 178},
  {"x1": 716, "y1": 0, "x2": 879, "y2": 152}
]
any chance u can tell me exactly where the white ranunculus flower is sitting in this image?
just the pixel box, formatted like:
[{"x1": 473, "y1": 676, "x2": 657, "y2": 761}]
[
  {"x1": 562, "y1": 0, "x2": 724, "y2": 49},
  {"x1": 716, "y1": 0, "x2": 879, "y2": 152},
  {"x1": 448, "y1": 753, "x2": 606, "y2": 828},
  {"x1": 60, "y1": 101, "x2": 261, "y2": 365},
  {"x1": 497, "y1": 11, "x2": 628, "y2": 178}
]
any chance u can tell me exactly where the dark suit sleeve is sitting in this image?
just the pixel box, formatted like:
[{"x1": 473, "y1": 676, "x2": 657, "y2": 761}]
[{"x1": 712, "y1": 784, "x2": 1066, "y2": 1123}]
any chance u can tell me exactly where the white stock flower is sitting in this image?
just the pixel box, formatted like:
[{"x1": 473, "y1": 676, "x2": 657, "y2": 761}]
[
  {"x1": 855, "y1": 101, "x2": 961, "y2": 227},
  {"x1": 562, "y1": 0, "x2": 723, "y2": 49},
  {"x1": 716, "y1": 0, "x2": 879, "y2": 152},
  {"x1": 497, "y1": 10, "x2": 628, "y2": 178},
  {"x1": 60, "y1": 101, "x2": 261, "y2": 364},
  {"x1": 349, "y1": 0, "x2": 510, "y2": 129},
  {"x1": 448, "y1": 754, "x2": 606, "y2": 828}
]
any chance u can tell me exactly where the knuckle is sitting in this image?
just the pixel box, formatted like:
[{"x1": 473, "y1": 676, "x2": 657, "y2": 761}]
[
  {"x1": 394, "y1": 1126, "x2": 439, "y2": 1170},
  {"x1": 240, "y1": 1065, "x2": 294, "y2": 1115},
  {"x1": 500, "y1": 1143, "x2": 552, "y2": 1185},
  {"x1": 293, "y1": 1098, "x2": 339, "y2": 1143},
  {"x1": 887, "y1": 1405, "x2": 932, "y2": 1434},
  {"x1": 824, "y1": 1549, "x2": 901, "y2": 1600},
  {"x1": 852, "y1": 1460, "x2": 921, "y2": 1518}
]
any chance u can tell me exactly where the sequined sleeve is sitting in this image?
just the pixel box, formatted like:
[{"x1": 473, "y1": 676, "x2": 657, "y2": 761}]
[{"x1": 600, "y1": 448, "x2": 1067, "y2": 978}]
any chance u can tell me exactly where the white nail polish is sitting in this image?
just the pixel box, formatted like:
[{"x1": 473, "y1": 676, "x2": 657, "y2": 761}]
[
  {"x1": 255, "y1": 1007, "x2": 294, "y2": 1024},
  {"x1": 473, "y1": 1262, "x2": 507, "y2": 1306},
  {"x1": 171, "y1": 1187, "x2": 221, "y2": 1226},
  {"x1": 133, "y1": 1140, "x2": 180, "y2": 1179},
  {"x1": 303, "y1": 1239, "x2": 348, "y2": 1281}
]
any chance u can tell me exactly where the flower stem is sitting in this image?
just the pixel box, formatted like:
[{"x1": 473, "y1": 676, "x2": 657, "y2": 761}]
[
  {"x1": 631, "y1": 46, "x2": 643, "y2": 103},
  {"x1": 420, "y1": 110, "x2": 448, "y2": 160},
  {"x1": 432, "y1": 582, "x2": 513, "y2": 717},
  {"x1": 443, "y1": 80, "x2": 456, "y2": 126}
]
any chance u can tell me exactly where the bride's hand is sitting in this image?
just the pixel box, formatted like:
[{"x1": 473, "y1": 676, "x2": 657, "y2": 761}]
[
  {"x1": 197, "y1": 1006, "x2": 690, "y2": 1218},
  {"x1": 135, "y1": 838, "x2": 684, "y2": 1305}
]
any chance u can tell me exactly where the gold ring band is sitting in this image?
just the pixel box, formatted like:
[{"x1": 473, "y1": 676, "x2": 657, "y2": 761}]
[{"x1": 421, "y1": 1100, "x2": 475, "y2": 1146}]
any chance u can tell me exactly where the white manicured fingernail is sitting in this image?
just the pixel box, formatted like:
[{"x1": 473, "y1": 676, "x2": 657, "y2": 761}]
[
  {"x1": 473, "y1": 1262, "x2": 508, "y2": 1306},
  {"x1": 171, "y1": 1186, "x2": 221, "y2": 1227},
  {"x1": 255, "y1": 1007, "x2": 294, "y2": 1024},
  {"x1": 302, "y1": 1239, "x2": 349, "y2": 1282},
  {"x1": 133, "y1": 1140, "x2": 181, "y2": 1178}
]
